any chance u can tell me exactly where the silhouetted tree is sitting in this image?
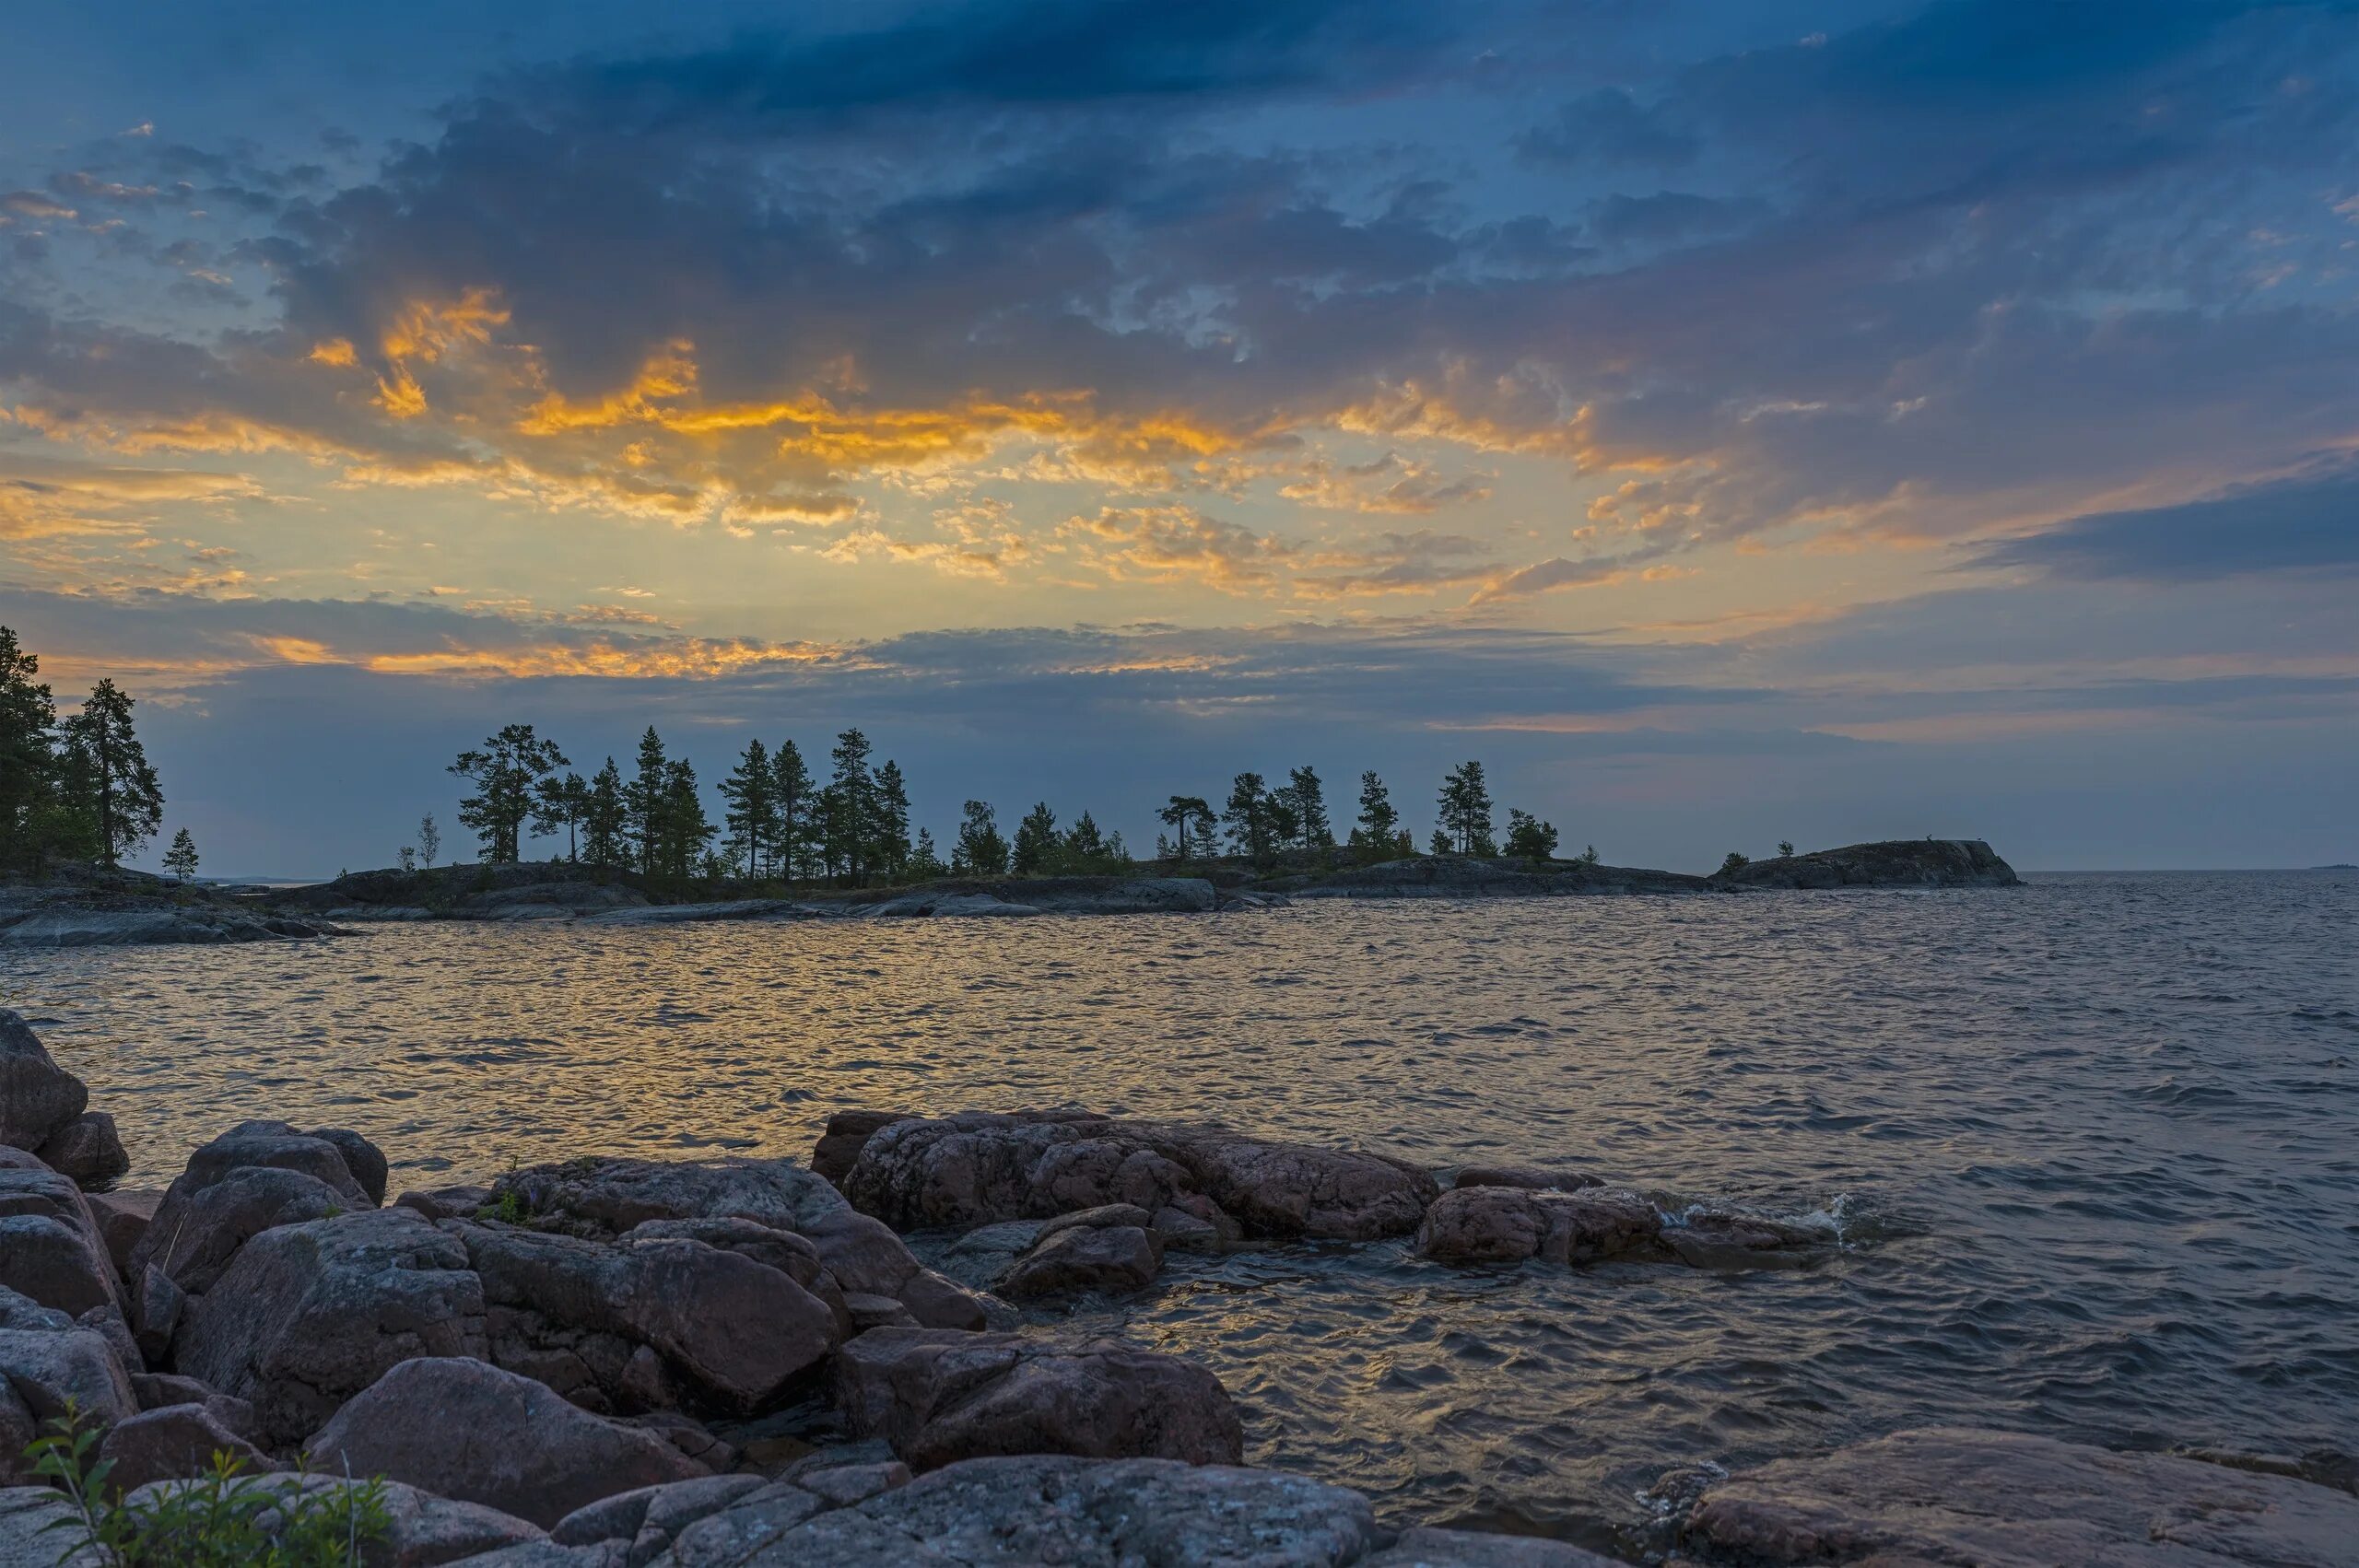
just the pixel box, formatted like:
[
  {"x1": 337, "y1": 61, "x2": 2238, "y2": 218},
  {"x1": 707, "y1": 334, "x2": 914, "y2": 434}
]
[
  {"x1": 583, "y1": 761, "x2": 628, "y2": 867},
  {"x1": 1719, "y1": 850, "x2": 1750, "y2": 875},
  {"x1": 828, "y1": 729, "x2": 877, "y2": 884},
  {"x1": 628, "y1": 728, "x2": 669, "y2": 873},
  {"x1": 953, "y1": 800, "x2": 1010, "y2": 874},
  {"x1": 771, "y1": 739, "x2": 819, "y2": 882},
  {"x1": 56, "y1": 678, "x2": 164, "y2": 871},
  {"x1": 656, "y1": 758, "x2": 714, "y2": 876},
  {"x1": 720, "y1": 739, "x2": 775, "y2": 876},
  {"x1": 1503, "y1": 808, "x2": 1558, "y2": 860},
  {"x1": 449, "y1": 724, "x2": 566, "y2": 864},
  {"x1": 1157, "y1": 795, "x2": 1215, "y2": 862},
  {"x1": 1350, "y1": 770, "x2": 1399, "y2": 859},
  {"x1": 1011, "y1": 802, "x2": 1059, "y2": 874},
  {"x1": 1436, "y1": 760, "x2": 1495, "y2": 857},
  {"x1": 872, "y1": 759, "x2": 913, "y2": 880},
  {"x1": 163, "y1": 827, "x2": 199, "y2": 882},
  {"x1": 908, "y1": 826, "x2": 946, "y2": 880},
  {"x1": 0, "y1": 626, "x2": 72, "y2": 872},
  {"x1": 534, "y1": 771, "x2": 590, "y2": 860},
  {"x1": 1223, "y1": 772, "x2": 1281, "y2": 867},
  {"x1": 1778, "y1": 840, "x2": 1796, "y2": 859},
  {"x1": 417, "y1": 813, "x2": 441, "y2": 868},
  {"x1": 1281, "y1": 766, "x2": 1331, "y2": 852}
]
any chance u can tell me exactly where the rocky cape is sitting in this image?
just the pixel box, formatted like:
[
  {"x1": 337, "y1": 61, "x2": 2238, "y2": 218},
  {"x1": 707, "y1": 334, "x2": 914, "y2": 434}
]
[
  {"x1": 6, "y1": 1022, "x2": 2346, "y2": 1563},
  {"x1": 0, "y1": 864, "x2": 340, "y2": 949}
]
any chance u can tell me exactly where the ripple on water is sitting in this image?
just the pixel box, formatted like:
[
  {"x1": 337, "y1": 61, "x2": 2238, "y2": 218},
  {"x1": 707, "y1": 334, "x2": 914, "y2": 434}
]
[{"x1": 8, "y1": 869, "x2": 2358, "y2": 1550}]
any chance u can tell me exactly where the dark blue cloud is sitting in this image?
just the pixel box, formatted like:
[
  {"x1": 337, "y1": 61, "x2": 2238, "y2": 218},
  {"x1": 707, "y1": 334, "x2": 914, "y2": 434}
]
[{"x1": 1977, "y1": 464, "x2": 2359, "y2": 581}]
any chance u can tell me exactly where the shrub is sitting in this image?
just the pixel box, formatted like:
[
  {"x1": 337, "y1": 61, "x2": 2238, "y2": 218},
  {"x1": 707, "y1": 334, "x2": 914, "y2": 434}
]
[
  {"x1": 24, "y1": 1403, "x2": 390, "y2": 1567},
  {"x1": 1719, "y1": 851, "x2": 1751, "y2": 875}
]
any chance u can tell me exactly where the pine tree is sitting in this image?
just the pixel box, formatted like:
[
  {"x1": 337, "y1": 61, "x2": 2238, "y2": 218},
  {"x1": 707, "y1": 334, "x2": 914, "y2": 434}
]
[
  {"x1": 828, "y1": 729, "x2": 876, "y2": 885},
  {"x1": 1222, "y1": 772, "x2": 1280, "y2": 866},
  {"x1": 58, "y1": 678, "x2": 164, "y2": 870},
  {"x1": 658, "y1": 758, "x2": 713, "y2": 876},
  {"x1": 1503, "y1": 808, "x2": 1558, "y2": 860},
  {"x1": 770, "y1": 740, "x2": 818, "y2": 882},
  {"x1": 533, "y1": 772, "x2": 590, "y2": 860},
  {"x1": 628, "y1": 728, "x2": 668, "y2": 873},
  {"x1": 1284, "y1": 766, "x2": 1332, "y2": 851},
  {"x1": 953, "y1": 800, "x2": 1009, "y2": 874},
  {"x1": 908, "y1": 827, "x2": 946, "y2": 880},
  {"x1": 0, "y1": 626, "x2": 66, "y2": 872},
  {"x1": 448, "y1": 724, "x2": 567, "y2": 864},
  {"x1": 1436, "y1": 760, "x2": 1495, "y2": 857},
  {"x1": 418, "y1": 813, "x2": 441, "y2": 868},
  {"x1": 720, "y1": 738, "x2": 775, "y2": 876},
  {"x1": 1351, "y1": 770, "x2": 1400, "y2": 860},
  {"x1": 871, "y1": 759, "x2": 912, "y2": 881},
  {"x1": 162, "y1": 826, "x2": 200, "y2": 882},
  {"x1": 583, "y1": 760, "x2": 628, "y2": 867},
  {"x1": 1157, "y1": 795, "x2": 1214, "y2": 863},
  {"x1": 1012, "y1": 802, "x2": 1059, "y2": 874}
]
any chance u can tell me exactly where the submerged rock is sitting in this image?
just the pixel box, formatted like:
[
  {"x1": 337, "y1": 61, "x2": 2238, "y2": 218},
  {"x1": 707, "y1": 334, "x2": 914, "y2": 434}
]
[
  {"x1": 838, "y1": 1110, "x2": 1438, "y2": 1242},
  {"x1": 1680, "y1": 1425, "x2": 2359, "y2": 1565},
  {"x1": 1451, "y1": 1164, "x2": 1604, "y2": 1193},
  {"x1": 1415, "y1": 1186, "x2": 1665, "y2": 1266},
  {"x1": 998, "y1": 1208, "x2": 1164, "y2": 1300},
  {"x1": 835, "y1": 1328, "x2": 1244, "y2": 1470},
  {"x1": 309, "y1": 1357, "x2": 710, "y2": 1528}
]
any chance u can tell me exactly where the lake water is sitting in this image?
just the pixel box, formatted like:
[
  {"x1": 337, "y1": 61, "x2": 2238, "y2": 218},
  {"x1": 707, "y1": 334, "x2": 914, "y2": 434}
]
[{"x1": 7, "y1": 871, "x2": 2356, "y2": 1556}]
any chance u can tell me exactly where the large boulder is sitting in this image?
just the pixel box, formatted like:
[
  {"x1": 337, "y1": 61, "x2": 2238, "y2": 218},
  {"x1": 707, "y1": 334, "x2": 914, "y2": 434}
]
[
  {"x1": 310, "y1": 1358, "x2": 709, "y2": 1529},
  {"x1": 490, "y1": 1156, "x2": 984, "y2": 1334},
  {"x1": 450, "y1": 1220, "x2": 839, "y2": 1416},
  {"x1": 0, "y1": 1286, "x2": 137, "y2": 1483},
  {"x1": 97, "y1": 1402, "x2": 275, "y2": 1491},
  {"x1": 998, "y1": 1210, "x2": 1163, "y2": 1300},
  {"x1": 0, "y1": 1155, "x2": 121, "y2": 1316},
  {"x1": 1415, "y1": 1185, "x2": 1664, "y2": 1266},
  {"x1": 170, "y1": 1207, "x2": 487, "y2": 1447},
  {"x1": 0, "y1": 1011, "x2": 86, "y2": 1154},
  {"x1": 170, "y1": 1119, "x2": 382, "y2": 1211},
  {"x1": 33, "y1": 1114, "x2": 128, "y2": 1189},
  {"x1": 1683, "y1": 1426, "x2": 2359, "y2": 1565},
  {"x1": 84, "y1": 1188, "x2": 162, "y2": 1277},
  {"x1": 839, "y1": 1111, "x2": 1438, "y2": 1241},
  {"x1": 0, "y1": 1486, "x2": 103, "y2": 1568},
  {"x1": 126, "y1": 1119, "x2": 390, "y2": 1313},
  {"x1": 835, "y1": 1328, "x2": 1243, "y2": 1470}
]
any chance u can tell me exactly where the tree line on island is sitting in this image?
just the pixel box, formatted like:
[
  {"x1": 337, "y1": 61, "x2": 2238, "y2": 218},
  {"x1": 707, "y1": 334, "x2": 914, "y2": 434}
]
[
  {"x1": 0, "y1": 626, "x2": 200, "y2": 879},
  {"x1": 432, "y1": 720, "x2": 1601, "y2": 890}
]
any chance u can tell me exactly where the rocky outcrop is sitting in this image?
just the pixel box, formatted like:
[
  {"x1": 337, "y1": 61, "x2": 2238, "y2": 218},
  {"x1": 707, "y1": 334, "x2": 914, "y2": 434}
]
[
  {"x1": 1416, "y1": 1187, "x2": 1827, "y2": 1271},
  {"x1": 1714, "y1": 837, "x2": 2022, "y2": 889},
  {"x1": 1, "y1": 872, "x2": 338, "y2": 947},
  {"x1": 835, "y1": 1328, "x2": 1244, "y2": 1470},
  {"x1": 0, "y1": 1011, "x2": 87, "y2": 1153},
  {"x1": 1679, "y1": 1426, "x2": 2359, "y2": 1565},
  {"x1": 837, "y1": 1110, "x2": 1438, "y2": 1242},
  {"x1": 170, "y1": 1207, "x2": 489, "y2": 1447},
  {"x1": 1278, "y1": 856, "x2": 1716, "y2": 899},
  {"x1": 310, "y1": 1358, "x2": 710, "y2": 1528}
]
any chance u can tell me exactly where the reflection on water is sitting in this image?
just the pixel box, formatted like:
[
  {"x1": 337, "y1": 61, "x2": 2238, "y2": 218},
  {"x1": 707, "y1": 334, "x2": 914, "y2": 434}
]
[{"x1": 9, "y1": 871, "x2": 2357, "y2": 1552}]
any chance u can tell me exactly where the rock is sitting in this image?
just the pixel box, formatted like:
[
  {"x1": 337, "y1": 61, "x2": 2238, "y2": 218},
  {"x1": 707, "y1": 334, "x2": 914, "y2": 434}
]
[
  {"x1": 124, "y1": 1471, "x2": 544, "y2": 1566},
  {"x1": 816, "y1": 1455, "x2": 1378, "y2": 1567},
  {"x1": 648, "y1": 1482, "x2": 831, "y2": 1564},
  {"x1": 129, "y1": 1370, "x2": 213, "y2": 1410},
  {"x1": 0, "y1": 1486, "x2": 102, "y2": 1568},
  {"x1": 835, "y1": 1328, "x2": 1243, "y2": 1470},
  {"x1": 171, "y1": 1119, "x2": 381, "y2": 1210},
  {"x1": 792, "y1": 1459, "x2": 910, "y2": 1509},
  {"x1": 0, "y1": 1011, "x2": 88, "y2": 1153},
  {"x1": 843, "y1": 1293, "x2": 918, "y2": 1332},
  {"x1": 1682, "y1": 1425, "x2": 2359, "y2": 1566},
  {"x1": 132, "y1": 1264, "x2": 184, "y2": 1362},
  {"x1": 491, "y1": 1156, "x2": 844, "y2": 1240},
  {"x1": 311, "y1": 1358, "x2": 710, "y2": 1529},
  {"x1": 97, "y1": 1402, "x2": 275, "y2": 1490},
  {"x1": 839, "y1": 1111, "x2": 1438, "y2": 1241},
  {"x1": 452, "y1": 1221, "x2": 839, "y2": 1415},
  {"x1": 1714, "y1": 837, "x2": 2022, "y2": 889},
  {"x1": 33, "y1": 1114, "x2": 128, "y2": 1189},
  {"x1": 1151, "y1": 1201, "x2": 1240, "y2": 1251},
  {"x1": 396, "y1": 1184, "x2": 497, "y2": 1222},
  {"x1": 1363, "y1": 1527, "x2": 1625, "y2": 1565},
  {"x1": 0, "y1": 1304, "x2": 137, "y2": 1481},
  {"x1": 171, "y1": 1207, "x2": 487, "y2": 1447},
  {"x1": 85, "y1": 1188, "x2": 162, "y2": 1277},
  {"x1": 131, "y1": 1164, "x2": 355, "y2": 1298},
  {"x1": 1452, "y1": 1164, "x2": 1603, "y2": 1193},
  {"x1": 933, "y1": 1222, "x2": 1045, "y2": 1291},
  {"x1": 810, "y1": 1111, "x2": 912, "y2": 1188},
  {"x1": 1660, "y1": 1209, "x2": 1829, "y2": 1270},
  {"x1": 549, "y1": 1474, "x2": 769, "y2": 1562},
  {"x1": 449, "y1": 1545, "x2": 623, "y2": 1568},
  {"x1": 0, "y1": 1214, "x2": 119, "y2": 1316},
  {"x1": 999, "y1": 1223, "x2": 1162, "y2": 1300},
  {"x1": 1414, "y1": 1186, "x2": 1664, "y2": 1266}
]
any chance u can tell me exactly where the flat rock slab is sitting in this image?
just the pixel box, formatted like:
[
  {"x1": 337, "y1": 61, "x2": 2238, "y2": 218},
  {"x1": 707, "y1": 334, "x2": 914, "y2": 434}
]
[{"x1": 1682, "y1": 1425, "x2": 2359, "y2": 1566}]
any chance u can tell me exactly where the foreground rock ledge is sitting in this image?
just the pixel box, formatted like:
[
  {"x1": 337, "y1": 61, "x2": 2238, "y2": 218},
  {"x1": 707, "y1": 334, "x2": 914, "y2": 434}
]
[{"x1": 1679, "y1": 1426, "x2": 2359, "y2": 1566}]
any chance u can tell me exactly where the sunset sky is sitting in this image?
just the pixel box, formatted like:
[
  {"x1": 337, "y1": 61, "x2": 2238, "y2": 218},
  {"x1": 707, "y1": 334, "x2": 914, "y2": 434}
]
[{"x1": 4, "y1": 0, "x2": 2354, "y2": 874}]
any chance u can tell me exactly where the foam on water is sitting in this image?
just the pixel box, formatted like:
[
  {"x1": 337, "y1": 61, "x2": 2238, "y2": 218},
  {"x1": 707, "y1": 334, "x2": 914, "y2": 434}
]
[{"x1": 7, "y1": 868, "x2": 2356, "y2": 1556}]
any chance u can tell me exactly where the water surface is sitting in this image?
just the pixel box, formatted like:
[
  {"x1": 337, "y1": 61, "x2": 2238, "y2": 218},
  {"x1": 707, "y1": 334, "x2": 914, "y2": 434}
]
[{"x1": 9, "y1": 871, "x2": 2356, "y2": 1554}]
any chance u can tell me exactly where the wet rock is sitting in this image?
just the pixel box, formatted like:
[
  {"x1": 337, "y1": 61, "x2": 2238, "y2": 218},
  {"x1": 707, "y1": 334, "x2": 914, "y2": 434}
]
[
  {"x1": 0, "y1": 1011, "x2": 88, "y2": 1153},
  {"x1": 810, "y1": 1111, "x2": 912, "y2": 1188},
  {"x1": 1660, "y1": 1210, "x2": 1829, "y2": 1270},
  {"x1": 34, "y1": 1113, "x2": 128, "y2": 1189},
  {"x1": 835, "y1": 1328, "x2": 1243, "y2": 1470},
  {"x1": 1414, "y1": 1185, "x2": 1664, "y2": 1266},
  {"x1": 999, "y1": 1222, "x2": 1162, "y2": 1300},
  {"x1": 1363, "y1": 1527, "x2": 1625, "y2": 1565},
  {"x1": 1681, "y1": 1425, "x2": 2359, "y2": 1566},
  {"x1": 452, "y1": 1221, "x2": 839, "y2": 1415},
  {"x1": 839, "y1": 1111, "x2": 1438, "y2": 1241},
  {"x1": 311, "y1": 1358, "x2": 710, "y2": 1529},
  {"x1": 98, "y1": 1402, "x2": 276, "y2": 1491},
  {"x1": 933, "y1": 1221, "x2": 1044, "y2": 1291},
  {"x1": 1452, "y1": 1164, "x2": 1603, "y2": 1193},
  {"x1": 171, "y1": 1207, "x2": 487, "y2": 1447},
  {"x1": 85, "y1": 1188, "x2": 162, "y2": 1276},
  {"x1": 125, "y1": 1471, "x2": 544, "y2": 1566}
]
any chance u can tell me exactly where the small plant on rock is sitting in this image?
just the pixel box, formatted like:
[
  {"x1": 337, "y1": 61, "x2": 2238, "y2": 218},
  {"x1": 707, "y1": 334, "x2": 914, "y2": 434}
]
[{"x1": 23, "y1": 1402, "x2": 390, "y2": 1567}]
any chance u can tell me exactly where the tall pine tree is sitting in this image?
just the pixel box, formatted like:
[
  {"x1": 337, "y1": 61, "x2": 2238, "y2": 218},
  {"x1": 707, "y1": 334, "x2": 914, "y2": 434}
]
[
  {"x1": 770, "y1": 740, "x2": 817, "y2": 882},
  {"x1": 720, "y1": 738, "x2": 775, "y2": 876},
  {"x1": 59, "y1": 678, "x2": 163, "y2": 870}
]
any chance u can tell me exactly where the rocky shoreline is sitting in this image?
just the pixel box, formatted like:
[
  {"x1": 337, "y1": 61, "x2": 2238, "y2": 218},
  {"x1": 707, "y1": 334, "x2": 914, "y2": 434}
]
[
  {"x1": 6, "y1": 1007, "x2": 2349, "y2": 1565},
  {"x1": 0, "y1": 839, "x2": 2025, "y2": 947}
]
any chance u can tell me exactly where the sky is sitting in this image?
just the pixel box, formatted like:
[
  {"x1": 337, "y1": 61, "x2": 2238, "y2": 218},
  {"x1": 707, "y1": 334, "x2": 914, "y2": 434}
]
[{"x1": 2, "y1": 0, "x2": 2354, "y2": 876}]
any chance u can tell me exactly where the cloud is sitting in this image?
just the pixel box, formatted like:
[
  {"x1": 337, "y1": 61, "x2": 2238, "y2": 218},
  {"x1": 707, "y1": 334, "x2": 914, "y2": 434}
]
[{"x1": 1973, "y1": 462, "x2": 2359, "y2": 581}]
